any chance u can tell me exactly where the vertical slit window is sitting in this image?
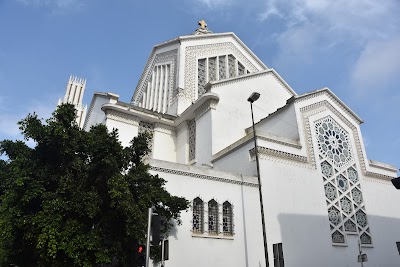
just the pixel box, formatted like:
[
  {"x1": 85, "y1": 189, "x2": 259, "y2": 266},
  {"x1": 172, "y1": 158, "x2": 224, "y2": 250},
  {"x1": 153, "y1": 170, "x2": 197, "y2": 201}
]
[
  {"x1": 192, "y1": 197, "x2": 204, "y2": 233},
  {"x1": 273, "y1": 243, "x2": 285, "y2": 267},
  {"x1": 223, "y1": 201, "x2": 233, "y2": 235},
  {"x1": 238, "y1": 62, "x2": 245, "y2": 76},
  {"x1": 188, "y1": 119, "x2": 196, "y2": 161},
  {"x1": 138, "y1": 121, "x2": 154, "y2": 156},
  {"x1": 219, "y1": 56, "x2": 226, "y2": 80},
  {"x1": 228, "y1": 54, "x2": 235, "y2": 78},
  {"x1": 208, "y1": 57, "x2": 217, "y2": 82},
  {"x1": 198, "y1": 58, "x2": 206, "y2": 96},
  {"x1": 208, "y1": 199, "x2": 219, "y2": 235}
]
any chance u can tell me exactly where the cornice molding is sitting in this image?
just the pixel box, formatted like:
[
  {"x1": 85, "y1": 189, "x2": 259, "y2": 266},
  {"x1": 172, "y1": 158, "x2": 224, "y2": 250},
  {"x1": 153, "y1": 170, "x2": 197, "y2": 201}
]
[
  {"x1": 296, "y1": 89, "x2": 362, "y2": 124},
  {"x1": 154, "y1": 123, "x2": 175, "y2": 135},
  {"x1": 193, "y1": 99, "x2": 218, "y2": 120},
  {"x1": 208, "y1": 69, "x2": 296, "y2": 97},
  {"x1": 105, "y1": 109, "x2": 140, "y2": 126},
  {"x1": 149, "y1": 166, "x2": 259, "y2": 188},
  {"x1": 176, "y1": 121, "x2": 189, "y2": 135},
  {"x1": 250, "y1": 146, "x2": 311, "y2": 169}
]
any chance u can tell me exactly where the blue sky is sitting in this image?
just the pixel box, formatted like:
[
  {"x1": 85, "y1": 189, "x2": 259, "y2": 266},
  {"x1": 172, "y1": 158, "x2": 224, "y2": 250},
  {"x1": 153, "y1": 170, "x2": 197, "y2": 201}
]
[{"x1": 0, "y1": 0, "x2": 399, "y2": 170}]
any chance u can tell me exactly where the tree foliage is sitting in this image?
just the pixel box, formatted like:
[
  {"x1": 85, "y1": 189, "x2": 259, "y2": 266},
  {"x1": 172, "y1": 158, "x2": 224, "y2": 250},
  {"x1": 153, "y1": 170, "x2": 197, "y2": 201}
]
[{"x1": 0, "y1": 104, "x2": 188, "y2": 267}]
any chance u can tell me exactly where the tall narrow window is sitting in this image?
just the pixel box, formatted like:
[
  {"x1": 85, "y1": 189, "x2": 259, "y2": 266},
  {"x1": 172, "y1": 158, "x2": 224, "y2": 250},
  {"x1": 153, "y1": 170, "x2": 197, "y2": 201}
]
[
  {"x1": 188, "y1": 119, "x2": 196, "y2": 161},
  {"x1": 192, "y1": 197, "x2": 204, "y2": 233},
  {"x1": 198, "y1": 59, "x2": 206, "y2": 96},
  {"x1": 273, "y1": 243, "x2": 284, "y2": 267},
  {"x1": 208, "y1": 199, "x2": 219, "y2": 235},
  {"x1": 219, "y1": 56, "x2": 226, "y2": 79},
  {"x1": 208, "y1": 57, "x2": 217, "y2": 82},
  {"x1": 138, "y1": 121, "x2": 154, "y2": 156},
  {"x1": 222, "y1": 201, "x2": 233, "y2": 235},
  {"x1": 238, "y1": 62, "x2": 245, "y2": 76},
  {"x1": 228, "y1": 54, "x2": 235, "y2": 78}
]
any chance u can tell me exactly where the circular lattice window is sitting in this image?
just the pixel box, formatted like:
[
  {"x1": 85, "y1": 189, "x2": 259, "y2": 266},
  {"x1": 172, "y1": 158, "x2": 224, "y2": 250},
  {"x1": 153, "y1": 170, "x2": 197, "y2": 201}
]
[{"x1": 315, "y1": 117, "x2": 353, "y2": 168}]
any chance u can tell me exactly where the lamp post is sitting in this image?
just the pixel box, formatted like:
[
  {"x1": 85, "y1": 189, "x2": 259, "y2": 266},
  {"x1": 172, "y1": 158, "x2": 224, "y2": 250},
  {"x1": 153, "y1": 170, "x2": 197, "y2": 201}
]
[{"x1": 247, "y1": 92, "x2": 269, "y2": 267}]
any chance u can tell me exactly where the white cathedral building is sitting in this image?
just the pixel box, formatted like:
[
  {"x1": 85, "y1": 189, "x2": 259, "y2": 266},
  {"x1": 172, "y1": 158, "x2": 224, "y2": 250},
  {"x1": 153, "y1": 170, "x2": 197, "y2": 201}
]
[{"x1": 59, "y1": 22, "x2": 400, "y2": 267}]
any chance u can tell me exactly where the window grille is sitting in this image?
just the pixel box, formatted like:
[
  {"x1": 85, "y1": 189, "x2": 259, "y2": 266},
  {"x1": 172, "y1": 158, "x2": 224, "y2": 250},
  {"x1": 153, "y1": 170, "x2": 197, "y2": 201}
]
[
  {"x1": 198, "y1": 59, "x2": 206, "y2": 96},
  {"x1": 315, "y1": 116, "x2": 372, "y2": 245},
  {"x1": 222, "y1": 201, "x2": 233, "y2": 235},
  {"x1": 188, "y1": 119, "x2": 196, "y2": 161},
  {"x1": 208, "y1": 199, "x2": 219, "y2": 235},
  {"x1": 138, "y1": 121, "x2": 154, "y2": 156},
  {"x1": 238, "y1": 62, "x2": 245, "y2": 76},
  {"x1": 228, "y1": 54, "x2": 235, "y2": 78},
  {"x1": 273, "y1": 243, "x2": 284, "y2": 267},
  {"x1": 208, "y1": 57, "x2": 217, "y2": 82},
  {"x1": 192, "y1": 197, "x2": 204, "y2": 233},
  {"x1": 219, "y1": 56, "x2": 226, "y2": 79}
]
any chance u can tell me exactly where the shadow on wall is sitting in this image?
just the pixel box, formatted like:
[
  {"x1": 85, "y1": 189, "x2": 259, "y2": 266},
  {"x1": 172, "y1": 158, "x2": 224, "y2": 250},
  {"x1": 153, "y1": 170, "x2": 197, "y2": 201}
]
[{"x1": 277, "y1": 213, "x2": 400, "y2": 267}]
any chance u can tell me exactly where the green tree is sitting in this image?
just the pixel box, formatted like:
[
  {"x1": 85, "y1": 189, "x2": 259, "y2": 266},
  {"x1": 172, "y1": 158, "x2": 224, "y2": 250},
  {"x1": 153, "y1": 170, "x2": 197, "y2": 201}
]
[{"x1": 0, "y1": 104, "x2": 188, "y2": 267}]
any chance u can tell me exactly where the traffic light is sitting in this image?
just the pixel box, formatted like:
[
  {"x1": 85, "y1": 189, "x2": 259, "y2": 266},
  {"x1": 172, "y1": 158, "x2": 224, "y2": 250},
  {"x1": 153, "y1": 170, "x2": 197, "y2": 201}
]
[
  {"x1": 135, "y1": 244, "x2": 146, "y2": 267},
  {"x1": 151, "y1": 214, "x2": 161, "y2": 246}
]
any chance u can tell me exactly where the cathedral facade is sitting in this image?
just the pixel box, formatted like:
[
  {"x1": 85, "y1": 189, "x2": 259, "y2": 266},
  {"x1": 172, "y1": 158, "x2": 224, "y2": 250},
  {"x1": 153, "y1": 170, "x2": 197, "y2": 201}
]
[{"x1": 61, "y1": 22, "x2": 400, "y2": 267}]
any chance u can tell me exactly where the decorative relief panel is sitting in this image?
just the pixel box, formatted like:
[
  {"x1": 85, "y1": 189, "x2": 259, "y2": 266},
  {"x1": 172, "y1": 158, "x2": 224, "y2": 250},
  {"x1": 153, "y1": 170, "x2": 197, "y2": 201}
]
[
  {"x1": 315, "y1": 116, "x2": 372, "y2": 246},
  {"x1": 208, "y1": 57, "x2": 217, "y2": 82},
  {"x1": 228, "y1": 54, "x2": 235, "y2": 78},
  {"x1": 139, "y1": 121, "x2": 155, "y2": 156},
  {"x1": 219, "y1": 55, "x2": 226, "y2": 79},
  {"x1": 188, "y1": 119, "x2": 196, "y2": 161},
  {"x1": 197, "y1": 59, "x2": 207, "y2": 97}
]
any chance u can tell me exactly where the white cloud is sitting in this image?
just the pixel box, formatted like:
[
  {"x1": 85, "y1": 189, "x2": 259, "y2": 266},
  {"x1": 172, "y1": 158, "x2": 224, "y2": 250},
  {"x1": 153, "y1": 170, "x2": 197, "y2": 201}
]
[
  {"x1": 194, "y1": 0, "x2": 233, "y2": 9},
  {"x1": 351, "y1": 38, "x2": 400, "y2": 95}
]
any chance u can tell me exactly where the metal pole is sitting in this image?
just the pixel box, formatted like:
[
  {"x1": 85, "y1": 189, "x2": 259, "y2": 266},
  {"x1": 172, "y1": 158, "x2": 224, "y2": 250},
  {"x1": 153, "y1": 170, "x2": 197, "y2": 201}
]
[
  {"x1": 358, "y1": 240, "x2": 364, "y2": 267},
  {"x1": 250, "y1": 102, "x2": 269, "y2": 267},
  {"x1": 146, "y1": 207, "x2": 152, "y2": 267},
  {"x1": 161, "y1": 239, "x2": 165, "y2": 267}
]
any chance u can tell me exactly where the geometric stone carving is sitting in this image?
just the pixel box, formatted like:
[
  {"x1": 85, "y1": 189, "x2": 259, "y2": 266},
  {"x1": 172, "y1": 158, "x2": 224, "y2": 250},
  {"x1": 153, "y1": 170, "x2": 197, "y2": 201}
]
[{"x1": 315, "y1": 116, "x2": 372, "y2": 246}]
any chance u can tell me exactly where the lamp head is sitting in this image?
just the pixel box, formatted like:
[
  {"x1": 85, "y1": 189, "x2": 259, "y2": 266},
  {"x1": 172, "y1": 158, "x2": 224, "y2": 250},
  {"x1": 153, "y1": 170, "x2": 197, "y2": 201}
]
[{"x1": 247, "y1": 92, "x2": 260, "y2": 103}]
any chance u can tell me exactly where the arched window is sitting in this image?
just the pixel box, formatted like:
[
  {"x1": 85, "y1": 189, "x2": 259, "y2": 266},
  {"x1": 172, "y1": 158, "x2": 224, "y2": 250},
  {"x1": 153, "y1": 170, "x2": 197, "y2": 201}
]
[
  {"x1": 192, "y1": 197, "x2": 204, "y2": 233},
  {"x1": 208, "y1": 199, "x2": 219, "y2": 235},
  {"x1": 223, "y1": 201, "x2": 233, "y2": 235}
]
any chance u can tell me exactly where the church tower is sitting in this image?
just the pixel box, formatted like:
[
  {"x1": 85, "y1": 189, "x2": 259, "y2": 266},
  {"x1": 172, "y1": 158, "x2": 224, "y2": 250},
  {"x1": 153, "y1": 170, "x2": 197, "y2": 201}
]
[{"x1": 58, "y1": 75, "x2": 87, "y2": 128}]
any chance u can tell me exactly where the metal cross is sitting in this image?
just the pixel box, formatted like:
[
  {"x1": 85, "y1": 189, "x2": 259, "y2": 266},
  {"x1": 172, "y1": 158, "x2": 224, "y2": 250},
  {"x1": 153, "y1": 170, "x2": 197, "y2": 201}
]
[{"x1": 198, "y1": 20, "x2": 207, "y2": 29}]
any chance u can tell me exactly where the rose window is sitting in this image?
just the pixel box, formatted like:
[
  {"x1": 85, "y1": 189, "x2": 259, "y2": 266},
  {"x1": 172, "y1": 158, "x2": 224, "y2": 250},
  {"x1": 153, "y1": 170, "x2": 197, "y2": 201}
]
[{"x1": 315, "y1": 117, "x2": 353, "y2": 168}]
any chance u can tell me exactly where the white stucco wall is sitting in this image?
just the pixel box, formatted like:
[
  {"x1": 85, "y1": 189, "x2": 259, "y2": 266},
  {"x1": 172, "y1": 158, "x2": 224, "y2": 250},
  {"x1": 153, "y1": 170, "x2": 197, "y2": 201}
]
[
  {"x1": 210, "y1": 71, "x2": 293, "y2": 156},
  {"x1": 105, "y1": 118, "x2": 138, "y2": 148},
  {"x1": 148, "y1": 160, "x2": 266, "y2": 267},
  {"x1": 152, "y1": 126, "x2": 177, "y2": 162}
]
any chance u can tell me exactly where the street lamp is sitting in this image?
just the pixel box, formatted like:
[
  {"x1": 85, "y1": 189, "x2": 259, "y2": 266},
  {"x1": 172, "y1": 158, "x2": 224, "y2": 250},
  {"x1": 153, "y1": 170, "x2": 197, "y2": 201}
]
[{"x1": 247, "y1": 92, "x2": 269, "y2": 267}]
